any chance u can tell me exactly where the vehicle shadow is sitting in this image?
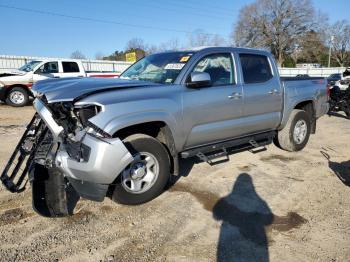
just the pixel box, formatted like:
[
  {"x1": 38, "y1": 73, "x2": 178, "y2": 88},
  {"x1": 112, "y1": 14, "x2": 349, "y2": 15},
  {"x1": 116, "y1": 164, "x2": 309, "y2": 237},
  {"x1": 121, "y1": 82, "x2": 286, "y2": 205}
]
[
  {"x1": 166, "y1": 157, "x2": 196, "y2": 189},
  {"x1": 213, "y1": 173, "x2": 273, "y2": 262},
  {"x1": 321, "y1": 151, "x2": 350, "y2": 187},
  {"x1": 0, "y1": 100, "x2": 33, "y2": 107}
]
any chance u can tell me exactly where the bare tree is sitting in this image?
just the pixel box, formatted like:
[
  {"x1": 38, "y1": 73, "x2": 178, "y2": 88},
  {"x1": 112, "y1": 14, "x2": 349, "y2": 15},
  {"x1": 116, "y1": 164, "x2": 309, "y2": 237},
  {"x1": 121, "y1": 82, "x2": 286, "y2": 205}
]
[
  {"x1": 211, "y1": 34, "x2": 226, "y2": 46},
  {"x1": 188, "y1": 29, "x2": 226, "y2": 47},
  {"x1": 156, "y1": 38, "x2": 181, "y2": 52},
  {"x1": 125, "y1": 38, "x2": 146, "y2": 51},
  {"x1": 146, "y1": 44, "x2": 159, "y2": 55},
  {"x1": 94, "y1": 52, "x2": 105, "y2": 60},
  {"x1": 144, "y1": 38, "x2": 181, "y2": 54},
  {"x1": 188, "y1": 30, "x2": 211, "y2": 47},
  {"x1": 233, "y1": 0, "x2": 315, "y2": 66},
  {"x1": 293, "y1": 30, "x2": 327, "y2": 64},
  {"x1": 329, "y1": 20, "x2": 350, "y2": 67},
  {"x1": 70, "y1": 50, "x2": 87, "y2": 59}
]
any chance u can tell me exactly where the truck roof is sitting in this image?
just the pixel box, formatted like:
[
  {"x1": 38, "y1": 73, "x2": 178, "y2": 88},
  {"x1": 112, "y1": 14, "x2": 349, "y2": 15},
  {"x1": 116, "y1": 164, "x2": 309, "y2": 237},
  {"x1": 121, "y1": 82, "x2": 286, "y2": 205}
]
[
  {"x1": 37, "y1": 59, "x2": 83, "y2": 63},
  {"x1": 159, "y1": 46, "x2": 271, "y2": 56}
]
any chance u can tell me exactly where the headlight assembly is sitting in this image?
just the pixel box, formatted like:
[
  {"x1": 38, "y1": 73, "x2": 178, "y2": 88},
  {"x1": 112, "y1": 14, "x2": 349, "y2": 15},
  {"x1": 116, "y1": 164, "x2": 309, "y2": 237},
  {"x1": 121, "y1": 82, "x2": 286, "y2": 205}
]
[{"x1": 74, "y1": 105, "x2": 102, "y2": 126}]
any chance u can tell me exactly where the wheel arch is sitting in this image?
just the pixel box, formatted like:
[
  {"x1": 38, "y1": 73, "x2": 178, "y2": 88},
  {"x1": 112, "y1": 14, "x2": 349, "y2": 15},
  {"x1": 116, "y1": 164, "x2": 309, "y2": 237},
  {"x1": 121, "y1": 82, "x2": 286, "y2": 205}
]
[
  {"x1": 294, "y1": 100, "x2": 316, "y2": 134},
  {"x1": 113, "y1": 121, "x2": 179, "y2": 176},
  {"x1": 5, "y1": 84, "x2": 31, "y2": 96},
  {"x1": 280, "y1": 99, "x2": 316, "y2": 133}
]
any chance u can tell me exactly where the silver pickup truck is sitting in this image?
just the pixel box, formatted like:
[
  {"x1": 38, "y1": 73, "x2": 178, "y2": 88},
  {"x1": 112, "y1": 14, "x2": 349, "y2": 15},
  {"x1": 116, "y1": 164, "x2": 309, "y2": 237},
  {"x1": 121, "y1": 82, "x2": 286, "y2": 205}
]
[{"x1": 1, "y1": 47, "x2": 329, "y2": 217}]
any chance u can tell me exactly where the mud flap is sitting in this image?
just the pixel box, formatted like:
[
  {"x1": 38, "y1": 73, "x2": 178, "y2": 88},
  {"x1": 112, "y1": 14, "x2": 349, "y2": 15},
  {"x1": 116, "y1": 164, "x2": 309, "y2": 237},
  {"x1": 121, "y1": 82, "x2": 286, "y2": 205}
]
[{"x1": 30, "y1": 164, "x2": 80, "y2": 217}]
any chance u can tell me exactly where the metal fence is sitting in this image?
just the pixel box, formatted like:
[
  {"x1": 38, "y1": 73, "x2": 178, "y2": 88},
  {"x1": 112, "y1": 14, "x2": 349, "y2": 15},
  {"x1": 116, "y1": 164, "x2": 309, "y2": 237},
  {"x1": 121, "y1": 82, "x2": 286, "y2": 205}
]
[
  {"x1": 0, "y1": 55, "x2": 132, "y2": 73},
  {"x1": 278, "y1": 67, "x2": 346, "y2": 77},
  {"x1": 0, "y1": 54, "x2": 346, "y2": 77}
]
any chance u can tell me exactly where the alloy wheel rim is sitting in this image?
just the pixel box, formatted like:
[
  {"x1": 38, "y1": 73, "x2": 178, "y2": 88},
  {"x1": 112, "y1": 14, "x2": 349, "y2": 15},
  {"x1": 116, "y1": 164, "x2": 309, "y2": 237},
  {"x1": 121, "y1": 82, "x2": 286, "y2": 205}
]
[
  {"x1": 9, "y1": 91, "x2": 25, "y2": 104},
  {"x1": 293, "y1": 119, "x2": 307, "y2": 144},
  {"x1": 121, "y1": 152, "x2": 159, "y2": 194}
]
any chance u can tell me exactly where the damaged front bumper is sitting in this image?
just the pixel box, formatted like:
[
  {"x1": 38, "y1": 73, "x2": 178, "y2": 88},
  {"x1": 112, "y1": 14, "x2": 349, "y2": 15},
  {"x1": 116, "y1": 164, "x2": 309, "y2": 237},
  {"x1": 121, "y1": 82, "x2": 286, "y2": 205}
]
[
  {"x1": 2, "y1": 98, "x2": 133, "y2": 202},
  {"x1": 54, "y1": 134, "x2": 133, "y2": 201},
  {"x1": 56, "y1": 134, "x2": 133, "y2": 183},
  {"x1": 34, "y1": 98, "x2": 134, "y2": 200}
]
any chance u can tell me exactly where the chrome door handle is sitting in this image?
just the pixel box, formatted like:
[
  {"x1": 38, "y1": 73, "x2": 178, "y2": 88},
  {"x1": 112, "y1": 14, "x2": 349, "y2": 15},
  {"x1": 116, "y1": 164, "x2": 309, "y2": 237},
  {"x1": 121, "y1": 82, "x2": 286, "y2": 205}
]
[{"x1": 228, "y1": 92, "x2": 242, "y2": 99}]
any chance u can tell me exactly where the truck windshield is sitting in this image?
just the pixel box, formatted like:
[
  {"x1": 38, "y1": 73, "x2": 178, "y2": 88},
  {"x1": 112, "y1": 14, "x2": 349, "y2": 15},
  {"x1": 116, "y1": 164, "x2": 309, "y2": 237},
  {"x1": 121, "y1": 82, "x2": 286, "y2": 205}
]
[
  {"x1": 120, "y1": 52, "x2": 193, "y2": 84},
  {"x1": 18, "y1": 61, "x2": 42, "y2": 72}
]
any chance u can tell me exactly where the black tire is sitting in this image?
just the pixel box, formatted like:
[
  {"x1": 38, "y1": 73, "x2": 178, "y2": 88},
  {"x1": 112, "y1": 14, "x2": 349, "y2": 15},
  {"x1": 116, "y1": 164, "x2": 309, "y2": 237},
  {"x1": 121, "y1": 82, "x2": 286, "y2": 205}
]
[
  {"x1": 31, "y1": 165, "x2": 80, "y2": 217},
  {"x1": 112, "y1": 134, "x2": 170, "y2": 205},
  {"x1": 5, "y1": 87, "x2": 29, "y2": 107},
  {"x1": 274, "y1": 109, "x2": 311, "y2": 152}
]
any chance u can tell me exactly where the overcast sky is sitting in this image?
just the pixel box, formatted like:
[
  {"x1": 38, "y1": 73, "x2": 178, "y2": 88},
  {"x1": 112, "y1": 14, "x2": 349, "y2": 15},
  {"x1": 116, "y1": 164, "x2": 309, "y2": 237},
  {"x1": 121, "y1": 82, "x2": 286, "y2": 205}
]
[{"x1": 0, "y1": 0, "x2": 348, "y2": 58}]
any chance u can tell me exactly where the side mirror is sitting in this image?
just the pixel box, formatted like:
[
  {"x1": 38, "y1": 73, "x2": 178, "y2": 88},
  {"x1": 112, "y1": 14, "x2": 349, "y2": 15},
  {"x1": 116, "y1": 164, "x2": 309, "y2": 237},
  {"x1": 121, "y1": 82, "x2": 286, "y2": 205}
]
[{"x1": 186, "y1": 72, "x2": 211, "y2": 88}]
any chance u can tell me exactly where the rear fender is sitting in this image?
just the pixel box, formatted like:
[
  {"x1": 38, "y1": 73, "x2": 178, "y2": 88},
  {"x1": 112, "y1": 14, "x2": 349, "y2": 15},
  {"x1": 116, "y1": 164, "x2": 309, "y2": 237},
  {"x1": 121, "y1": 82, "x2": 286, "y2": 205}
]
[{"x1": 279, "y1": 98, "x2": 316, "y2": 130}]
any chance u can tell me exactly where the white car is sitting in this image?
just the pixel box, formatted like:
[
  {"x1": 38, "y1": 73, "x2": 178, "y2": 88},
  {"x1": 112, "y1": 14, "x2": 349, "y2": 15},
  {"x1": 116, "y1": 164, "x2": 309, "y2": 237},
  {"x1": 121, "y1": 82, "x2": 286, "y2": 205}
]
[
  {"x1": 334, "y1": 67, "x2": 350, "y2": 91},
  {"x1": 0, "y1": 59, "x2": 120, "y2": 106}
]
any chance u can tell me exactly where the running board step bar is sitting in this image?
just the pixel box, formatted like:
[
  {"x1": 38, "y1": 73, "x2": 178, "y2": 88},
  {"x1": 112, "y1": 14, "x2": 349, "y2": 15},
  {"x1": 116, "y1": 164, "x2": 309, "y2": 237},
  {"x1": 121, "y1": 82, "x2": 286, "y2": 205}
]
[
  {"x1": 196, "y1": 148, "x2": 229, "y2": 165},
  {"x1": 180, "y1": 131, "x2": 275, "y2": 165}
]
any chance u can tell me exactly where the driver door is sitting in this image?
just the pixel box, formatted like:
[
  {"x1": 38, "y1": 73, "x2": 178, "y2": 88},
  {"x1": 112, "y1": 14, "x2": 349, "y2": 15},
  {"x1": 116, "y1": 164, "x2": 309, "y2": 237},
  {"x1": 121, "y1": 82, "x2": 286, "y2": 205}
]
[
  {"x1": 182, "y1": 53, "x2": 244, "y2": 148},
  {"x1": 32, "y1": 61, "x2": 60, "y2": 82}
]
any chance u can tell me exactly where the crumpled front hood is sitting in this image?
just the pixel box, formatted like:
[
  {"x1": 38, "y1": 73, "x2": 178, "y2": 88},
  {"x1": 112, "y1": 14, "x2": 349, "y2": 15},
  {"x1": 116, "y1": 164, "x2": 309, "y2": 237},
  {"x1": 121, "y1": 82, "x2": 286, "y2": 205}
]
[{"x1": 32, "y1": 77, "x2": 156, "y2": 103}]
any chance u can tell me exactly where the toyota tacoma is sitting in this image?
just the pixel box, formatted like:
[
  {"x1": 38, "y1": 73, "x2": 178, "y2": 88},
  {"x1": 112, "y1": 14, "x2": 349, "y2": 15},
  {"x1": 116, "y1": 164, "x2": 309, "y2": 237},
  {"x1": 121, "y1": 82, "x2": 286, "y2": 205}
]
[{"x1": 1, "y1": 47, "x2": 329, "y2": 217}]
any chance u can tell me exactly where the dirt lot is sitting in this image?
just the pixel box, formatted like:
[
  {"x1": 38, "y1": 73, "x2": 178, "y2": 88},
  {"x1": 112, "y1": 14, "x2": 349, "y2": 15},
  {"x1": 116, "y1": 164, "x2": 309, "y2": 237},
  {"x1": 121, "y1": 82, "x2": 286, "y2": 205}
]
[{"x1": 0, "y1": 104, "x2": 349, "y2": 262}]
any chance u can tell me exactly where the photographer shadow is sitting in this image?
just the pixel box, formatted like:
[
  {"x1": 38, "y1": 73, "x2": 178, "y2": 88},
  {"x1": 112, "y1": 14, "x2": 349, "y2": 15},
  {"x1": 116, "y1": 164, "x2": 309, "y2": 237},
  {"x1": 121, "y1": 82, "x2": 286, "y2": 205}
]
[{"x1": 213, "y1": 173, "x2": 273, "y2": 262}]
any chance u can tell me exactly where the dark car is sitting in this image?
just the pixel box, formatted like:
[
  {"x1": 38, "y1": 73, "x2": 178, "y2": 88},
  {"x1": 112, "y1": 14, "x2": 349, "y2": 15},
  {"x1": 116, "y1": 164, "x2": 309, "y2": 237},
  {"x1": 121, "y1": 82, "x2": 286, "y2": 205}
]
[{"x1": 327, "y1": 73, "x2": 341, "y2": 86}]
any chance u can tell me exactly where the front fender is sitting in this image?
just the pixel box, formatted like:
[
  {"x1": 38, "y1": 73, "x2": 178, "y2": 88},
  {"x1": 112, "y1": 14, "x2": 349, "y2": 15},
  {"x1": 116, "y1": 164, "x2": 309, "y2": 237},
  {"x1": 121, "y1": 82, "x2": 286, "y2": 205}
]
[{"x1": 87, "y1": 99, "x2": 184, "y2": 152}]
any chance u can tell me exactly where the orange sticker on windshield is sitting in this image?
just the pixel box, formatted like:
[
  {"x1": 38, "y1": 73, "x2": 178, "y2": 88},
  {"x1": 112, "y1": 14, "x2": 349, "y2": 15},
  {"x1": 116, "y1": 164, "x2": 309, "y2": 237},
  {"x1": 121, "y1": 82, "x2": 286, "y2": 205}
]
[{"x1": 180, "y1": 56, "x2": 190, "y2": 62}]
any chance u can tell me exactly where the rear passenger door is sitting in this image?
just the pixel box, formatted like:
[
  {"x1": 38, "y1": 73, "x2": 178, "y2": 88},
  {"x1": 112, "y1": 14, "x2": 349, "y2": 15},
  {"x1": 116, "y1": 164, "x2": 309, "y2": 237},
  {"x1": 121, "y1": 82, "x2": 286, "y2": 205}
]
[
  {"x1": 60, "y1": 61, "x2": 84, "y2": 78},
  {"x1": 238, "y1": 53, "x2": 283, "y2": 134}
]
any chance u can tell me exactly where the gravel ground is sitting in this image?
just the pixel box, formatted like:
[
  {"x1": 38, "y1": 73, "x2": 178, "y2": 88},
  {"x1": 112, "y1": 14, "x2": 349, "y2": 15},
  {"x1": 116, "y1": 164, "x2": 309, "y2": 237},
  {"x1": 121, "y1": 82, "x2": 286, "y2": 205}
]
[{"x1": 0, "y1": 104, "x2": 349, "y2": 262}]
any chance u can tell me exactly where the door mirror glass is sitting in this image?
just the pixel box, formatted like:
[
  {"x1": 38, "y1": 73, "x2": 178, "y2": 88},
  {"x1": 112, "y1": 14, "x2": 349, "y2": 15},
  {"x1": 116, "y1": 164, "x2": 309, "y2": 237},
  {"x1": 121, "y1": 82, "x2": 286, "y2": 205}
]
[{"x1": 186, "y1": 72, "x2": 211, "y2": 88}]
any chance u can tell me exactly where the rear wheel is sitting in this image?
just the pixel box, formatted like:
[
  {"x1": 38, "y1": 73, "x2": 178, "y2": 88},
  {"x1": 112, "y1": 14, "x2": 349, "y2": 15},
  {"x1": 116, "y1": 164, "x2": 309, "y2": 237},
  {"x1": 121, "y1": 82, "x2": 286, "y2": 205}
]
[
  {"x1": 274, "y1": 109, "x2": 311, "y2": 152},
  {"x1": 112, "y1": 134, "x2": 170, "y2": 205},
  {"x1": 6, "y1": 87, "x2": 29, "y2": 107}
]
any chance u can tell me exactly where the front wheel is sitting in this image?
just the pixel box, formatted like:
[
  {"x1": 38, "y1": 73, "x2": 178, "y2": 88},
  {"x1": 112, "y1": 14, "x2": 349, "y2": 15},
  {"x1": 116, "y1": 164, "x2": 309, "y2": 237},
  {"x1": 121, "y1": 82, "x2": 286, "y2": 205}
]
[
  {"x1": 274, "y1": 109, "x2": 311, "y2": 152},
  {"x1": 112, "y1": 134, "x2": 170, "y2": 205},
  {"x1": 5, "y1": 87, "x2": 29, "y2": 107}
]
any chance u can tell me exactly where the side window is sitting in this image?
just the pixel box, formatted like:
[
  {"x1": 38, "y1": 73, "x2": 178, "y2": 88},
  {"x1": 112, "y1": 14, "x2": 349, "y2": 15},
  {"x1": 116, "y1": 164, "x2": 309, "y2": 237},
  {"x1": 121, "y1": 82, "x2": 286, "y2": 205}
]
[
  {"x1": 239, "y1": 54, "x2": 273, "y2": 84},
  {"x1": 38, "y1": 62, "x2": 59, "y2": 74},
  {"x1": 62, "y1": 62, "x2": 80, "y2": 73},
  {"x1": 191, "y1": 53, "x2": 234, "y2": 86}
]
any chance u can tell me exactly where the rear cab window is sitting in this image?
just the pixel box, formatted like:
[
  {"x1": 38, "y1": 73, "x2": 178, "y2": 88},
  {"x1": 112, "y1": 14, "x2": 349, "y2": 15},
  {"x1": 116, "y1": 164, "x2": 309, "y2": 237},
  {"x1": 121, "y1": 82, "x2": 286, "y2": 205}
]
[
  {"x1": 239, "y1": 54, "x2": 273, "y2": 84},
  {"x1": 62, "y1": 62, "x2": 80, "y2": 73}
]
